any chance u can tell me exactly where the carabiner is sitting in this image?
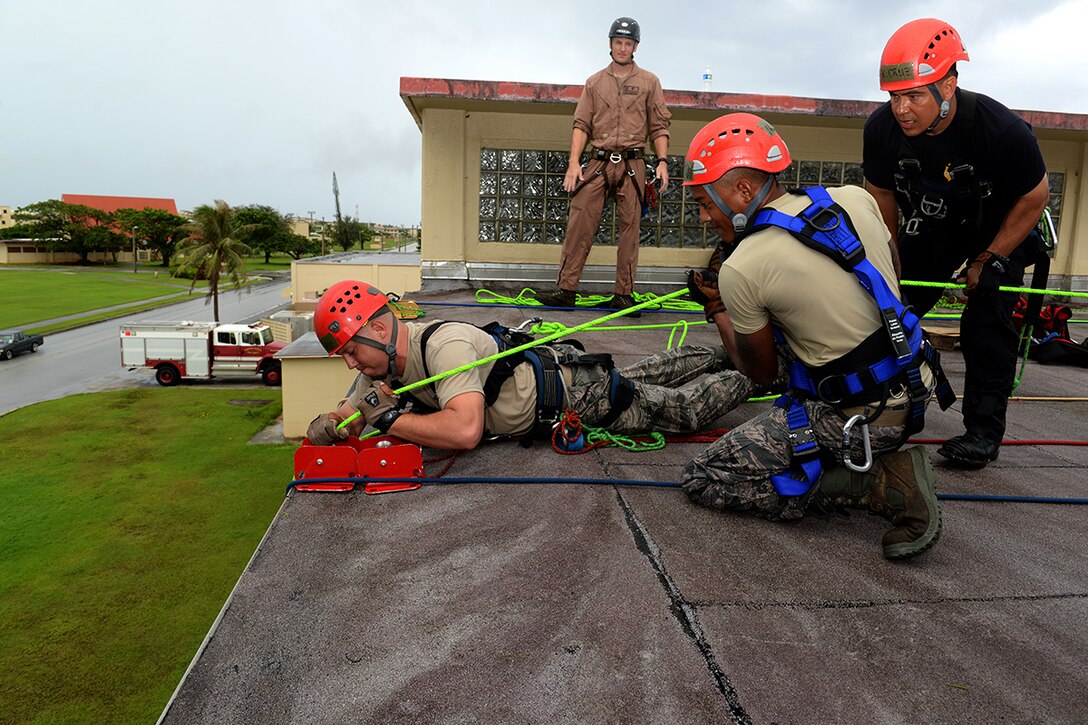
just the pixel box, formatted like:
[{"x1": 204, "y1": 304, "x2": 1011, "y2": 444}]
[
  {"x1": 842, "y1": 414, "x2": 873, "y2": 473},
  {"x1": 513, "y1": 316, "x2": 542, "y2": 333}
]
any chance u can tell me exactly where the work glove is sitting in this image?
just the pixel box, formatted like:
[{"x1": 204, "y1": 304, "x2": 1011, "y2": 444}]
[
  {"x1": 686, "y1": 269, "x2": 727, "y2": 321},
  {"x1": 349, "y1": 381, "x2": 402, "y2": 428},
  {"x1": 965, "y1": 250, "x2": 1010, "y2": 295},
  {"x1": 307, "y1": 413, "x2": 348, "y2": 446},
  {"x1": 706, "y1": 240, "x2": 735, "y2": 274}
]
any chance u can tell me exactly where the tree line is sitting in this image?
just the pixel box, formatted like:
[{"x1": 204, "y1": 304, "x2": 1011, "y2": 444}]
[{"x1": 0, "y1": 199, "x2": 375, "y2": 267}]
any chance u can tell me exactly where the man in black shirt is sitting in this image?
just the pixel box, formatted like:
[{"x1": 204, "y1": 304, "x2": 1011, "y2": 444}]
[{"x1": 863, "y1": 17, "x2": 1049, "y2": 469}]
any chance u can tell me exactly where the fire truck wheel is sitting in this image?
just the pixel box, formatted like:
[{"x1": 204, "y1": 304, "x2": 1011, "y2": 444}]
[
  {"x1": 262, "y1": 363, "x2": 282, "y2": 387},
  {"x1": 155, "y1": 364, "x2": 181, "y2": 386}
]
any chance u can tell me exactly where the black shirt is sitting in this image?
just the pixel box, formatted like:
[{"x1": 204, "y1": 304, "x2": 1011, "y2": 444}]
[{"x1": 863, "y1": 88, "x2": 1046, "y2": 244}]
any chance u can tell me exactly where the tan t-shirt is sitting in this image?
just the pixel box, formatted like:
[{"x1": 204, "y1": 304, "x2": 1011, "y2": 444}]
[
  {"x1": 397, "y1": 321, "x2": 537, "y2": 436},
  {"x1": 719, "y1": 185, "x2": 901, "y2": 368},
  {"x1": 573, "y1": 61, "x2": 671, "y2": 152}
]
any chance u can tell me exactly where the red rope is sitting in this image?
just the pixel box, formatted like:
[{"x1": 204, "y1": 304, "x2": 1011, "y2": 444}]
[
  {"x1": 423, "y1": 451, "x2": 461, "y2": 478},
  {"x1": 910, "y1": 438, "x2": 1088, "y2": 446},
  {"x1": 550, "y1": 409, "x2": 608, "y2": 455}
]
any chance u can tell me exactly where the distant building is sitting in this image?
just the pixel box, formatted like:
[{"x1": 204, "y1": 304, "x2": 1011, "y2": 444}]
[
  {"x1": 61, "y1": 194, "x2": 178, "y2": 216},
  {"x1": 0, "y1": 194, "x2": 180, "y2": 265}
]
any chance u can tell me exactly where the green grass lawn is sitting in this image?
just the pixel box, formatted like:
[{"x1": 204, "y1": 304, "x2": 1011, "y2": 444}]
[
  {"x1": 0, "y1": 268, "x2": 201, "y2": 329},
  {"x1": 0, "y1": 388, "x2": 293, "y2": 724}
]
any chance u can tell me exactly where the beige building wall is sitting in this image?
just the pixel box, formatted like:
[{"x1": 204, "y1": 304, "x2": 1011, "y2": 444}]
[
  {"x1": 280, "y1": 351, "x2": 361, "y2": 439},
  {"x1": 404, "y1": 79, "x2": 1088, "y2": 291},
  {"x1": 0, "y1": 206, "x2": 12, "y2": 230},
  {"x1": 290, "y1": 255, "x2": 423, "y2": 308}
]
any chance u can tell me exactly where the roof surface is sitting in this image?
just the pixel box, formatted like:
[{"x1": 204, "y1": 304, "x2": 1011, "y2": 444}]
[
  {"x1": 400, "y1": 77, "x2": 1088, "y2": 132},
  {"x1": 61, "y1": 193, "x2": 178, "y2": 215},
  {"x1": 161, "y1": 288, "x2": 1088, "y2": 723}
]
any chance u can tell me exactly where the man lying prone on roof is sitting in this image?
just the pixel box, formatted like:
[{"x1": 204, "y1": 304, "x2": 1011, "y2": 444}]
[{"x1": 306, "y1": 280, "x2": 773, "y2": 450}]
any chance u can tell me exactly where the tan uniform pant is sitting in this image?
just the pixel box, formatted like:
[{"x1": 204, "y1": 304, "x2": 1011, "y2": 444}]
[{"x1": 557, "y1": 157, "x2": 646, "y2": 295}]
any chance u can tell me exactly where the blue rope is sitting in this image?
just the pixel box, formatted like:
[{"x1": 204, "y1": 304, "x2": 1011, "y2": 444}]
[
  {"x1": 286, "y1": 476, "x2": 1088, "y2": 504},
  {"x1": 413, "y1": 300, "x2": 701, "y2": 316}
]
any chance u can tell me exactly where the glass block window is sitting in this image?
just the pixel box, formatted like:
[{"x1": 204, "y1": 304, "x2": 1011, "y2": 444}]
[
  {"x1": 479, "y1": 148, "x2": 712, "y2": 249},
  {"x1": 479, "y1": 149, "x2": 1050, "y2": 247},
  {"x1": 1048, "y1": 172, "x2": 1066, "y2": 232}
]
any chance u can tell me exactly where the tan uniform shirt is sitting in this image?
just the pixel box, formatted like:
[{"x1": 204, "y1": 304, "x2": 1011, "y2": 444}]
[
  {"x1": 398, "y1": 321, "x2": 538, "y2": 436},
  {"x1": 719, "y1": 185, "x2": 932, "y2": 409},
  {"x1": 719, "y1": 185, "x2": 898, "y2": 364},
  {"x1": 573, "y1": 61, "x2": 671, "y2": 152}
]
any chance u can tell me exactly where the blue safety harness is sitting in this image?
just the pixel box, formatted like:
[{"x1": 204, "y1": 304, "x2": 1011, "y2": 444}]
[{"x1": 749, "y1": 186, "x2": 954, "y2": 496}]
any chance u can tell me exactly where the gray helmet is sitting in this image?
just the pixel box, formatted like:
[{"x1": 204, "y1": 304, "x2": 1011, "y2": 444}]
[{"x1": 609, "y1": 17, "x2": 640, "y2": 43}]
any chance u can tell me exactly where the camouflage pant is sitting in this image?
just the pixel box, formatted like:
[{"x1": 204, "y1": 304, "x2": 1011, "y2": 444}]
[
  {"x1": 681, "y1": 399, "x2": 910, "y2": 521},
  {"x1": 566, "y1": 345, "x2": 757, "y2": 434}
]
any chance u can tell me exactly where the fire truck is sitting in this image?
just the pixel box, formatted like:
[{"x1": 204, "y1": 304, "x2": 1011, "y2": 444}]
[{"x1": 120, "y1": 321, "x2": 285, "y2": 386}]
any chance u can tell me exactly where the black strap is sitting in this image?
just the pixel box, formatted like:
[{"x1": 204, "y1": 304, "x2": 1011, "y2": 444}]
[
  {"x1": 593, "y1": 370, "x2": 637, "y2": 429},
  {"x1": 595, "y1": 148, "x2": 644, "y2": 160}
]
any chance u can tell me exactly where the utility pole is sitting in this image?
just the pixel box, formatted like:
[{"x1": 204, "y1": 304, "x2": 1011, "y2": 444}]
[{"x1": 132, "y1": 225, "x2": 139, "y2": 273}]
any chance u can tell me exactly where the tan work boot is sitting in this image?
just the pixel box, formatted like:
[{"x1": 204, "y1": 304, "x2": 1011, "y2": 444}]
[{"x1": 815, "y1": 446, "x2": 942, "y2": 560}]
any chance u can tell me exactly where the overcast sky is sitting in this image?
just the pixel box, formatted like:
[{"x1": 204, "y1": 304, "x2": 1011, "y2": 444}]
[{"x1": 2, "y1": 0, "x2": 1085, "y2": 226}]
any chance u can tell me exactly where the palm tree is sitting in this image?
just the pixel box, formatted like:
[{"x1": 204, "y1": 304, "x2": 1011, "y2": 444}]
[{"x1": 177, "y1": 200, "x2": 253, "y2": 322}]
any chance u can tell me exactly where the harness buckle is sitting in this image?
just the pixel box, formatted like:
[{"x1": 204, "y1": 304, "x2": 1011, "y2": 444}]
[
  {"x1": 806, "y1": 206, "x2": 842, "y2": 233},
  {"x1": 842, "y1": 414, "x2": 873, "y2": 473},
  {"x1": 904, "y1": 217, "x2": 922, "y2": 236},
  {"x1": 919, "y1": 194, "x2": 947, "y2": 219},
  {"x1": 609, "y1": 152, "x2": 622, "y2": 163},
  {"x1": 787, "y1": 425, "x2": 817, "y2": 454},
  {"x1": 816, "y1": 375, "x2": 849, "y2": 405}
]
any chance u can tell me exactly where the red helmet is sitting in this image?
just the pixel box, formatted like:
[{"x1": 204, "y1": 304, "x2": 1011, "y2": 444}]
[
  {"x1": 314, "y1": 280, "x2": 391, "y2": 355},
  {"x1": 683, "y1": 113, "x2": 791, "y2": 187},
  {"x1": 880, "y1": 18, "x2": 969, "y2": 92}
]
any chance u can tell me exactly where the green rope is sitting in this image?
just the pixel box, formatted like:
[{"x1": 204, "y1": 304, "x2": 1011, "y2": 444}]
[
  {"x1": 666, "y1": 320, "x2": 689, "y2": 349},
  {"x1": 1012, "y1": 323, "x2": 1032, "y2": 392},
  {"x1": 585, "y1": 426, "x2": 666, "y2": 452},
  {"x1": 902, "y1": 279, "x2": 1088, "y2": 299},
  {"x1": 338, "y1": 288, "x2": 693, "y2": 434}
]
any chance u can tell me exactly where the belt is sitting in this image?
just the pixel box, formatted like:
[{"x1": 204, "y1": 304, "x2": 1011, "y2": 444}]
[
  {"x1": 595, "y1": 148, "x2": 643, "y2": 162},
  {"x1": 842, "y1": 399, "x2": 911, "y2": 428}
]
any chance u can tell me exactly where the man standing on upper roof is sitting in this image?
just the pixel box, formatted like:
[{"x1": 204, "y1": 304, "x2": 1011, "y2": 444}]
[
  {"x1": 536, "y1": 17, "x2": 671, "y2": 315},
  {"x1": 863, "y1": 18, "x2": 1049, "y2": 469}
]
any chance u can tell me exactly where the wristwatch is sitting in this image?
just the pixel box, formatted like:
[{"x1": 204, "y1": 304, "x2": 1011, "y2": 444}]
[
  {"x1": 655, "y1": 157, "x2": 668, "y2": 167},
  {"x1": 374, "y1": 408, "x2": 402, "y2": 433}
]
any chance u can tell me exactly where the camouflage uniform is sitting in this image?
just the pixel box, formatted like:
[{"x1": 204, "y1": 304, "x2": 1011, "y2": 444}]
[
  {"x1": 567, "y1": 345, "x2": 756, "y2": 434},
  {"x1": 681, "y1": 400, "x2": 911, "y2": 521}
]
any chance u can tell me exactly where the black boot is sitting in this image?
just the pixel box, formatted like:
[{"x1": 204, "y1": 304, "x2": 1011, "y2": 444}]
[
  {"x1": 937, "y1": 431, "x2": 1000, "y2": 469},
  {"x1": 595, "y1": 294, "x2": 641, "y2": 318},
  {"x1": 535, "y1": 288, "x2": 578, "y2": 308}
]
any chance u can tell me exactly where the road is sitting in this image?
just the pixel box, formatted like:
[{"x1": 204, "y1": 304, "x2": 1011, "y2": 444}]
[{"x1": 0, "y1": 280, "x2": 292, "y2": 416}]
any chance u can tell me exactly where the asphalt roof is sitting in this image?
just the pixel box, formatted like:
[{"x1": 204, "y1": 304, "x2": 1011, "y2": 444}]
[{"x1": 160, "y1": 288, "x2": 1088, "y2": 724}]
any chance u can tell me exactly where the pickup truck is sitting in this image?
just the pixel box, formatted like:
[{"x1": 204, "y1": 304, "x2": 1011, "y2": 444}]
[{"x1": 0, "y1": 330, "x2": 45, "y2": 360}]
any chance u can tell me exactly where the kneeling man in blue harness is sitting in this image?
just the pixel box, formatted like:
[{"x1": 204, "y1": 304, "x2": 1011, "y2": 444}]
[{"x1": 680, "y1": 113, "x2": 954, "y2": 560}]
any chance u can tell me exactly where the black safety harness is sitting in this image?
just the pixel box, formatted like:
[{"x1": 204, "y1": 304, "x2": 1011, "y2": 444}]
[
  {"x1": 749, "y1": 186, "x2": 956, "y2": 496},
  {"x1": 894, "y1": 90, "x2": 993, "y2": 238},
  {"x1": 402, "y1": 321, "x2": 636, "y2": 440},
  {"x1": 893, "y1": 89, "x2": 1054, "y2": 354},
  {"x1": 571, "y1": 148, "x2": 646, "y2": 209}
]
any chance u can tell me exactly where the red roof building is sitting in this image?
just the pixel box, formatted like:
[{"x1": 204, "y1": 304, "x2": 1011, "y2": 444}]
[{"x1": 62, "y1": 194, "x2": 178, "y2": 215}]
